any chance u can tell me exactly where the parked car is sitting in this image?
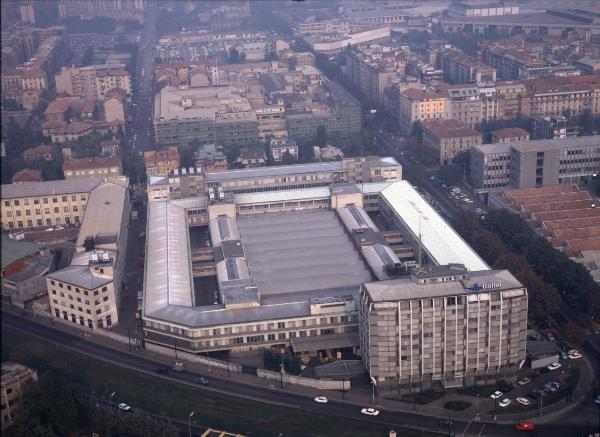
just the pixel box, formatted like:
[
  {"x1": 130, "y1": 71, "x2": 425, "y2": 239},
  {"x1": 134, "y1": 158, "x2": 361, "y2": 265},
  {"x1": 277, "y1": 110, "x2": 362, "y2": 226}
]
[
  {"x1": 490, "y1": 391, "x2": 503, "y2": 399},
  {"x1": 528, "y1": 371, "x2": 540, "y2": 379},
  {"x1": 361, "y1": 408, "x2": 380, "y2": 416},
  {"x1": 118, "y1": 403, "x2": 131, "y2": 412},
  {"x1": 568, "y1": 350, "x2": 582, "y2": 359},
  {"x1": 516, "y1": 397, "x2": 531, "y2": 406},
  {"x1": 498, "y1": 398, "x2": 511, "y2": 408},
  {"x1": 314, "y1": 396, "x2": 328, "y2": 404},
  {"x1": 156, "y1": 366, "x2": 169, "y2": 374},
  {"x1": 517, "y1": 377, "x2": 531, "y2": 386},
  {"x1": 498, "y1": 381, "x2": 514, "y2": 393},
  {"x1": 547, "y1": 362, "x2": 562, "y2": 371}
]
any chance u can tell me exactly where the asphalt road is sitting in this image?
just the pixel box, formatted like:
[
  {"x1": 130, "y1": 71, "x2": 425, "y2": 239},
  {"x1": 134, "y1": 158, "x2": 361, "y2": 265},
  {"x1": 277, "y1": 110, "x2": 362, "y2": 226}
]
[{"x1": 4, "y1": 311, "x2": 598, "y2": 437}]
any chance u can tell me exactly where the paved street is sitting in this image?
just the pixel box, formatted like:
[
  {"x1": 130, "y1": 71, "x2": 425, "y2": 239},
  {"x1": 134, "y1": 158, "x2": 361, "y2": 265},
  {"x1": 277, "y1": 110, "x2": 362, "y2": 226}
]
[{"x1": 3, "y1": 310, "x2": 599, "y2": 437}]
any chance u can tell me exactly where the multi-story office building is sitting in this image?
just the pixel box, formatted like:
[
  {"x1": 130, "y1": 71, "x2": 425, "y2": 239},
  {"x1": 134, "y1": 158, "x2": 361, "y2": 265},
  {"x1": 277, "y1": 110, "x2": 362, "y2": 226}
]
[
  {"x1": 359, "y1": 265, "x2": 527, "y2": 394},
  {"x1": 57, "y1": 0, "x2": 144, "y2": 20},
  {"x1": 46, "y1": 177, "x2": 129, "y2": 330},
  {"x1": 470, "y1": 143, "x2": 512, "y2": 190},
  {"x1": 55, "y1": 64, "x2": 131, "y2": 100},
  {"x1": 422, "y1": 119, "x2": 482, "y2": 165},
  {"x1": 153, "y1": 85, "x2": 259, "y2": 148},
  {"x1": 510, "y1": 136, "x2": 600, "y2": 188},
  {"x1": 470, "y1": 136, "x2": 600, "y2": 189},
  {"x1": 1, "y1": 363, "x2": 38, "y2": 431}
]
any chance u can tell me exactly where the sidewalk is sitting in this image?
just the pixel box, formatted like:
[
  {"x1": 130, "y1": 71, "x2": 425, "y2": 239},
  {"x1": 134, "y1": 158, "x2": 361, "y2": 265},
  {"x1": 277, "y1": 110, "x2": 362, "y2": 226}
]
[{"x1": 6, "y1": 305, "x2": 593, "y2": 426}]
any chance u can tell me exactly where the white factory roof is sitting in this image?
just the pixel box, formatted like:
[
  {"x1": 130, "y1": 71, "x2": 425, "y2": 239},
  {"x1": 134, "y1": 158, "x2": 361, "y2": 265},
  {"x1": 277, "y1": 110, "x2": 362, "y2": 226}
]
[
  {"x1": 76, "y1": 178, "x2": 129, "y2": 248},
  {"x1": 359, "y1": 182, "x2": 392, "y2": 194},
  {"x1": 209, "y1": 217, "x2": 240, "y2": 247},
  {"x1": 144, "y1": 201, "x2": 194, "y2": 317},
  {"x1": 381, "y1": 181, "x2": 489, "y2": 272},
  {"x1": 234, "y1": 187, "x2": 331, "y2": 205}
]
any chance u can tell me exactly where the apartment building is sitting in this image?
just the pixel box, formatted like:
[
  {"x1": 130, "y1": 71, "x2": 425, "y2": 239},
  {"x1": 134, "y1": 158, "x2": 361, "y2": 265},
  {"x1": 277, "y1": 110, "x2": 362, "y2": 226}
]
[
  {"x1": 345, "y1": 46, "x2": 411, "y2": 106},
  {"x1": 1, "y1": 364, "x2": 38, "y2": 431},
  {"x1": 46, "y1": 177, "x2": 129, "y2": 331},
  {"x1": 398, "y1": 88, "x2": 450, "y2": 131},
  {"x1": 422, "y1": 119, "x2": 482, "y2": 165},
  {"x1": 144, "y1": 146, "x2": 180, "y2": 177},
  {"x1": 532, "y1": 115, "x2": 579, "y2": 140},
  {"x1": 491, "y1": 127, "x2": 530, "y2": 143},
  {"x1": 22, "y1": 144, "x2": 53, "y2": 162},
  {"x1": 437, "y1": 48, "x2": 496, "y2": 84},
  {"x1": 359, "y1": 266, "x2": 527, "y2": 394},
  {"x1": 63, "y1": 156, "x2": 123, "y2": 179},
  {"x1": 1, "y1": 179, "x2": 98, "y2": 230},
  {"x1": 470, "y1": 136, "x2": 600, "y2": 189},
  {"x1": 194, "y1": 143, "x2": 228, "y2": 172},
  {"x1": 55, "y1": 64, "x2": 131, "y2": 99},
  {"x1": 270, "y1": 137, "x2": 298, "y2": 162}
]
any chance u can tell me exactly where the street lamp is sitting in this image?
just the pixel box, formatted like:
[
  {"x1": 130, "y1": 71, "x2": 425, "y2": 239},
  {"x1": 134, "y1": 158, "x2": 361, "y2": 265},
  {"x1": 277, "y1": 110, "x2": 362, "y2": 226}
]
[
  {"x1": 369, "y1": 376, "x2": 377, "y2": 405},
  {"x1": 109, "y1": 391, "x2": 116, "y2": 407},
  {"x1": 188, "y1": 411, "x2": 194, "y2": 437}
]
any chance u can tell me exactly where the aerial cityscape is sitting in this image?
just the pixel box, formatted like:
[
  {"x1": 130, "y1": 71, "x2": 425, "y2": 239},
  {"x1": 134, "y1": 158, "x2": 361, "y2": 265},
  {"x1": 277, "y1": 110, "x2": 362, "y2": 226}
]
[{"x1": 1, "y1": 1, "x2": 600, "y2": 436}]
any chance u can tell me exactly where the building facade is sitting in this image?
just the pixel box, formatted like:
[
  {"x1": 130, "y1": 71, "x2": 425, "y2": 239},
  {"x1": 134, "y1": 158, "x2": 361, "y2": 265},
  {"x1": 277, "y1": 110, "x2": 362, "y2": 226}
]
[
  {"x1": 1, "y1": 363, "x2": 38, "y2": 431},
  {"x1": 422, "y1": 119, "x2": 482, "y2": 165},
  {"x1": 359, "y1": 266, "x2": 528, "y2": 394}
]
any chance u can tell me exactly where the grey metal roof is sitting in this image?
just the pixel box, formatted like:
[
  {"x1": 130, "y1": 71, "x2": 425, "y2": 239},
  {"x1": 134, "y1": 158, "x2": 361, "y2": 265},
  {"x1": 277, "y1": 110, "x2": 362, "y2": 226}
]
[
  {"x1": 361, "y1": 244, "x2": 401, "y2": 281},
  {"x1": 75, "y1": 178, "x2": 128, "y2": 248},
  {"x1": 363, "y1": 269, "x2": 523, "y2": 302},
  {"x1": 291, "y1": 332, "x2": 360, "y2": 353},
  {"x1": 47, "y1": 264, "x2": 112, "y2": 290},
  {"x1": 338, "y1": 206, "x2": 378, "y2": 232},
  {"x1": 144, "y1": 200, "x2": 194, "y2": 317},
  {"x1": 1, "y1": 177, "x2": 104, "y2": 199},
  {"x1": 510, "y1": 135, "x2": 600, "y2": 153},
  {"x1": 204, "y1": 161, "x2": 344, "y2": 182},
  {"x1": 237, "y1": 210, "x2": 373, "y2": 295},
  {"x1": 234, "y1": 187, "x2": 331, "y2": 205}
]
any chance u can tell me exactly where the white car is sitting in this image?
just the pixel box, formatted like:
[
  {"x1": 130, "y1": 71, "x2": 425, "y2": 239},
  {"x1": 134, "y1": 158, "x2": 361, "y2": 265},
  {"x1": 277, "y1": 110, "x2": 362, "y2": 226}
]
[
  {"x1": 314, "y1": 396, "x2": 328, "y2": 404},
  {"x1": 516, "y1": 397, "x2": 531, "y2": 406},
  {"x1": 568, "y1": 350, "x2": 582, "y2": 359},
  {"x1": 490, "y1": 391, "x2": 503, "y2": 399},
  {"x1": 498, "y1": 398, "x2": 511, "y2": 408},
  {"x1": 517, "y1": 377, "x2": 531, "y2": 386},
  {"x1": 547, "y1": 362, "x2": 562, "y2": 371},
  {"x1": 361, "y1": 407, "x2": 380, "y2": 416},
  {"x1": 118, "y1": 403, "x2": 131, "y2": 411}
]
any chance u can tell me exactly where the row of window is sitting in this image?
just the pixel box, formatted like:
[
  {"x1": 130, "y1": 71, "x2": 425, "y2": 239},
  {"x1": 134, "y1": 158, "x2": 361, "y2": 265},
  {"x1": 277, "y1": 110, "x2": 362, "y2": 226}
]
[
  {"x1": 4, "y1": 194, "x2": 86, "y2": 207},
  {"x1": 5, "y1": 205, "x2": 81, "y2": 217},
  {"x1": 54, "y1": 309, "x2": 112, "y2": 328},
  {"x1": 3, "y1": 216, "x2": 80, "y2": 229}
]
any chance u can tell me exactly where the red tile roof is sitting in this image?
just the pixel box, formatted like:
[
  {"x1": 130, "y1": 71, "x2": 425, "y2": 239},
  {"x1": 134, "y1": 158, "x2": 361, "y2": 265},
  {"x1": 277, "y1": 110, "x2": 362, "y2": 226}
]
[{"x1": 11, "y1": 169, "x2": 43, "y2": 183}]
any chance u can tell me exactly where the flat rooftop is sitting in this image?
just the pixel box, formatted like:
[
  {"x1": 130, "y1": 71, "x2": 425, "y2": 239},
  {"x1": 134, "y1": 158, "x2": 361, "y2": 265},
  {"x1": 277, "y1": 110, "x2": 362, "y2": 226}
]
[
  {"x1": 364, "y1": 269, "x2": 522, "y2": 302},
  {"x1": 204, "y1": 161, "x2": 344, "y2": 182},
  {"x1": 381, "y1": 181, "x2": 489, "y2": 271},
  {"x1": 237, "y1": 210, "x2": 373, "y2": 295}
]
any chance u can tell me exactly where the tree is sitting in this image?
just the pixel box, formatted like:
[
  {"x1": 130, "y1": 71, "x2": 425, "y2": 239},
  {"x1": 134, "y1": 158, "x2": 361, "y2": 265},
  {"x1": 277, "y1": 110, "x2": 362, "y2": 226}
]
[
  {"x1": 81, "y1": 46, "x2": 94, "y2": 66},
  {"x1": 438, "y1": 164, "x2": 463, "y2": 185},
  {"x1": 316, "y1": 125, "x2": 328, "y2": 147},
  {"x1": 9, "y1": 374, "x2": 82, "y2": 436},
  {"x1": 281, "y1": 151, "x2": 296, "y2": 165},
  {"x1": 229, "y1": 48, "x2": 240, "y2": 64},
  {"x1": 559, "y1": 323, "x2": 586, "y2": 346}
]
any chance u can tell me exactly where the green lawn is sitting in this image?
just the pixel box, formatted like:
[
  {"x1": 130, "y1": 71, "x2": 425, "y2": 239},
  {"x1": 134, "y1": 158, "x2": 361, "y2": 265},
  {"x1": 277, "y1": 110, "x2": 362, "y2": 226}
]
[
  {"x1": 2, "y1": 327, "x2": 440, "y2": 437},
  {"x1": 384, "y1": 390, "x2": 445, "y2": 405},
  {"x1": 443, "y1": 401, "x2": 471, "y2": 411}
]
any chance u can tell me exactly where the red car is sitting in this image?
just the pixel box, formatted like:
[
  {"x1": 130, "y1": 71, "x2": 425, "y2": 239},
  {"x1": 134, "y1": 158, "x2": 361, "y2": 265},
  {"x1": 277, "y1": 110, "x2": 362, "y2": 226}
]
[{"x1": 516, "y1": 422, "x2": 535, "y2": 431}]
